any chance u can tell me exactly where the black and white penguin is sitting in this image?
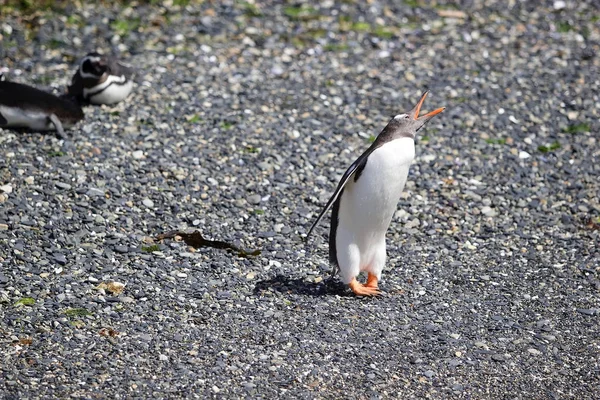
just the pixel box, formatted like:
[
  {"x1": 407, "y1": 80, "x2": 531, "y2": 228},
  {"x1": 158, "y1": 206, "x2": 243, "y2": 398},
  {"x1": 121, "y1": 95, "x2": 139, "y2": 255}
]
[
  {"x1": 0, "y1": 74, "x2": 84, "y2": 139},
  {"x1": 67, "y1": 52, "x2": 134, "y2": 105},
  {"x1": 307, "y1": 91, "x2": 445, "y2": 296}
]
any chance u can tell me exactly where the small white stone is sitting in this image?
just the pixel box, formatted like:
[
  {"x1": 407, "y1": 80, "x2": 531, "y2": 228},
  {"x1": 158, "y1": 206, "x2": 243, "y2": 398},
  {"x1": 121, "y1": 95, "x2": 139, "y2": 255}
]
[
  {"x1": 508, "y1": 115, "x2": 519, "y2": 124},
  {"x1": 332, "y1": 96, "x2": 343, "y2": 106},
  {"x1": 519, "y1": 151, "x2": 531, "y2": 159},
  {"x1": 142, "y1": 199, "x2": 154, "y2": 208},
  {"x1": 132, "y1": 150, "x2": 144, "y2": 159},
  {"x1": 553, "y1": 0, "x2": 566, "y2": 10},
  {"x1": 481, "y1": 206, "x2": 497, "y2": 217},
  {"x1": 159, "y1": 354, "x2": 168, "y2": 361},
  {"x1": 24, "y1": 176, "x2": 34, "y2": 185},
  {"x1": 498, "y1": 108, "x2": 505, "y2": 115},
  {"x1": 0, "y1": 184, "x2": 12, "y2": 194}
]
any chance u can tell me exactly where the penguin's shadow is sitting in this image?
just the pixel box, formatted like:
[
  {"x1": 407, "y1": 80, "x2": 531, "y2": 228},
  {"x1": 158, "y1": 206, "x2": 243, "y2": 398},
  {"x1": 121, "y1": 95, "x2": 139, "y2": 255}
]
[{"x1": 253, "y1": 274, "x2": 347, "y2": 297}]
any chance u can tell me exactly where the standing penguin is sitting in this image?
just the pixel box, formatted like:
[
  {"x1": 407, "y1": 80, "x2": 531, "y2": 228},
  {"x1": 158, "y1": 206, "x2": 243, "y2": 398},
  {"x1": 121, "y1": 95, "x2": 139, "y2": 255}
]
[
  {"x1": 306, "y1": 91, "x2": 445, "y2": 296},
  {"x1": 0, "y1": 75, "x2": 84, "y2": 139},
  {"x1": 67, "y1": 52, "x2": 134, "y2": 105}
]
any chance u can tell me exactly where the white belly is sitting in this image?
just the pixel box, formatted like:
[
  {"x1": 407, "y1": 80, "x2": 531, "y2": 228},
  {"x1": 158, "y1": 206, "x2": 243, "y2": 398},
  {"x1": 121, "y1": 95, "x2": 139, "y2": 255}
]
[
  {"x1": 85, "y1": 77, "x2": 133, "y2": 105},
  {"x1": 0, "y1": 105, "x2": 53, "y2": 130},
  {"x1": 336, "y1": 138, "x2": 415, "y2": 277}
]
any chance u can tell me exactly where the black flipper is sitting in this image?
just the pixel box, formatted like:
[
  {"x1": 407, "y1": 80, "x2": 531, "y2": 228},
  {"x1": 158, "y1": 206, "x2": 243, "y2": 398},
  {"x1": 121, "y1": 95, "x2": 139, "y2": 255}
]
[
  {"x1": 306, "y1": 146, "x2": 375, "y2": 239},
  {"x1": 48, "y1": 114, "x2": 66, "y2": 139}
]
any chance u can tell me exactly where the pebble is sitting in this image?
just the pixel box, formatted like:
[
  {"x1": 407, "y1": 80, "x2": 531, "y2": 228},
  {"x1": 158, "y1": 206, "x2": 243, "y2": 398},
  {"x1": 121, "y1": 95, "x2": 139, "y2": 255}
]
[
  {"x1": 53, "y1": 253, "x2": 67, "y2": 265},
  {"x1": 248, "y1": 194, "x2": 261, "y2": 205},
  {"x1": 142, "y1": 199, "x2": 154, "y2": 208},
  {"x1": 55, "y1": 182, "x2": 72, "y2": 190},
  {"x1": 86, "y1": 188, "x2": 105, "y2": 197}
]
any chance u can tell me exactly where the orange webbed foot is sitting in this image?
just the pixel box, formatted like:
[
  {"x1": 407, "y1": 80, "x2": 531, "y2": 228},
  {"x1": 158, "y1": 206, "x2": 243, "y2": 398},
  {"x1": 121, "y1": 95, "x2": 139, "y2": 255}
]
[
  {"x1": 366, "y1": 272, "x2": 379, "y2": 289},
  {"x1": 349, "y1": 278, "x2": 381, "y2": 297}
]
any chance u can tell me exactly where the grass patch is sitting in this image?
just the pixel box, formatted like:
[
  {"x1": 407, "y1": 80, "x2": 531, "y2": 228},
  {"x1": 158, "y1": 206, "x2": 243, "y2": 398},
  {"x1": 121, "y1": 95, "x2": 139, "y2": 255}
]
[
  {"x1": 111, "y1": 17, "x2": 141, "y2": 37},
  {"x1": 14, "y1": 297, "x2": 35, "y2": 306},
  {"x1": 284, "y1": 5, "x2": 320, "y2": 21},
  {"x1": 485, "y1": 138, "x2": 507, "y2": 145},
  {"x1": 142, "y1": 244, "x2": 160, "y2": 253},
  {"x1": 240, "y1": 1, "x2": 262, "y2": 17},
  {"x1": 404, "y1": 0, "x2": 420, "y2": 7},
  {"x1": 420, "y1": 135, "x2": 430, "y2": 142},
  {"x1": 367, "y1": 135, "x2": 376, "y2": 143},
  {"x1": 65, "y1": 308, "x2": 92, "y2": 318},
  {"x1": 556, "y1": 21, "x2": 573, "y2": 33},
  {"x1": 538, "y1": 141, "x2": 561, "y2": 153},
  {"x1": 562, "y1": 123, "x2": 590, "y2": 134},
  {"x1": 351, "y1": 22, "x2": 371, "y2": 32},
  {"x1": 187, "y1": 115, "x2": 202, "y2": 123},
  {"x1": 244, "y1": 146, "x2": 259, "y2": 154},
  {"x1": 324, "y1": 43, "x2": 350, "y2": 52},
  {"x1": 48, "y1": 150, "x2": 65, "y2": 157},
  {"x1": 48, "y1": 38, "x2": 65, "y2": 49},
  {"x1": 254, "y1": 209, "x2": 264, "y2": 215},
  {"x1": 173, "y1": 0, "x2": 190, "y2": 6},
  {"x1": 305, "y1": 28, "x2": 327, "y2": 39},
  {"x1": 373, "y1": 25, "x2": 394, "y2": 39},
  {"x1": 220, "y1": 121, "x2": 235, "y2": 129}
]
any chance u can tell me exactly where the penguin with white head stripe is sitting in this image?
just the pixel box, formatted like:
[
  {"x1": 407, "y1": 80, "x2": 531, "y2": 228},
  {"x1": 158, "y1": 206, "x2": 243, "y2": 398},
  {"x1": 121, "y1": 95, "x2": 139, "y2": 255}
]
[
  {"x1": 307, "y1": 91, "x2": 445, "y2": 296},
  {"x1": 68, "y1": 52, "x2": 134, "y2": 105}
]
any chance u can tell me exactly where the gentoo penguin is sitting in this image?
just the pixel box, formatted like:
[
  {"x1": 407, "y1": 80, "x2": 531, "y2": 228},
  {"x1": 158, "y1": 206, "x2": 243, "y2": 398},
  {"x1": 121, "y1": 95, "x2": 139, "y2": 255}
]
[
  {"x1": 306, "y1": 91, "x2": 445, "y2": 296},
  {"x1": 0, "y1": 74, "x2": 84, "y2": 139},
  {"x1": 67, "y1": 52, "x2": 134, "y2": 105}
]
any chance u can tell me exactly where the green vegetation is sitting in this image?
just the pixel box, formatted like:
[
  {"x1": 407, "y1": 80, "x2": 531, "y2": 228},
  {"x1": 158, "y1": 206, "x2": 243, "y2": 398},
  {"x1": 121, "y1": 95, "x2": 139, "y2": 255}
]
[
  {"x1": 485, "y1": 138, "x2": 507, "y2": 145},
  {"x1": 65, "y1": 308, "x2": 93, "y2": 318},
  {"x1": 563, "y1": 123, "x2": 590, "y2": 134},
  {"x1": 284, "y1": 5, "x2": 320, "y2": 21},
  {"x1": 244, "y1": 146, "x2": 259, "y2": 154},
  {"x1": 254, "y1": 209, "x2": 265, "y2": 215},
  {"x1": 111, "y1": 17, "x2": 141, "y2": 37},
  {"x1": 14, "y1": 297, "x2": 35, "y2": 306},
  {"x1": 220, "y1": 121, "x2": 235, "y2": 129},
  {"x1": 142, "y1": 244, "x2": 160, "y2": 253},
  {"x1": 187, "y1": 115, "x2": 202, "y2": 123},
  {"x1": 324, "y1": 43, "x2": 350, "y2": 52},
  {"x1": 239, "y1": 1, "x2": 262, "y2": 17},
  {"x1": 372, "y1": 25, "x2": 394, "y2": 39},
  {"x1": 48, "y1": 150, "x2": 65, "y2": 157},
  {"x1": 556, "y1": 21, "x2": 573, "y2": 33},
  {"x1": 352, "y1": 22, "x2": 371, "y2": 32},
  {"x1": 538, "y1": 141, "x2": 561, "y2": 153}
]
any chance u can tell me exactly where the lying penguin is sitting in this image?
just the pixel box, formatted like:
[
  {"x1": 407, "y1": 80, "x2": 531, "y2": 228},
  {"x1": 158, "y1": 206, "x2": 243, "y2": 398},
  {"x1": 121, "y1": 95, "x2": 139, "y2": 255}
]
[
  {"x1": 307, "y1": 91, "x2": 445, "y2": 296},
  {"x1": 0, "y1": 74, "x2": 84, "y2": 139},
  {"x1": 67, "y1": 52, "x2": 134, "y2": 105}
]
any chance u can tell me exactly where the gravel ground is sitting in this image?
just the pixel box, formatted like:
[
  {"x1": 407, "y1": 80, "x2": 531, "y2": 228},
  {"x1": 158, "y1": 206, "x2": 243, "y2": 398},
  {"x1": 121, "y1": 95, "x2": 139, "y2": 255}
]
[{"x1": 1, "y1": 1, "x2": 599, "y2": 398}]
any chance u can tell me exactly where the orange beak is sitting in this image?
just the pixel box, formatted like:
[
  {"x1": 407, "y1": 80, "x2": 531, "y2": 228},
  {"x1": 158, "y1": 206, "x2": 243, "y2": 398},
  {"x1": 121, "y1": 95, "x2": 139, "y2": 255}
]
[{"x1": 410, "y1": 91, "x2": 445, "y2": 120}]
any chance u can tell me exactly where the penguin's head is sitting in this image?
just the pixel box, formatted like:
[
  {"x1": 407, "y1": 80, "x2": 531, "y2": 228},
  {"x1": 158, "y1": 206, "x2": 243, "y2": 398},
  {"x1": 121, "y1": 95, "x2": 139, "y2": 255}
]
[
  {"x1": 80, "y1": 52, "x2": 108, "y2": 79},
  {"x1": 391, "y1": 91, "x2": 445, "y2": 137}
]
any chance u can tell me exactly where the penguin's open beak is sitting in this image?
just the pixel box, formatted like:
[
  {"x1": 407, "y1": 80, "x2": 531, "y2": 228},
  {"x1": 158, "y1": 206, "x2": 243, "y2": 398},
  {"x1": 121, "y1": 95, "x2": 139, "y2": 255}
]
[{"x1": 410, "y1": 91, "x2": 445, "y2": 121}]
